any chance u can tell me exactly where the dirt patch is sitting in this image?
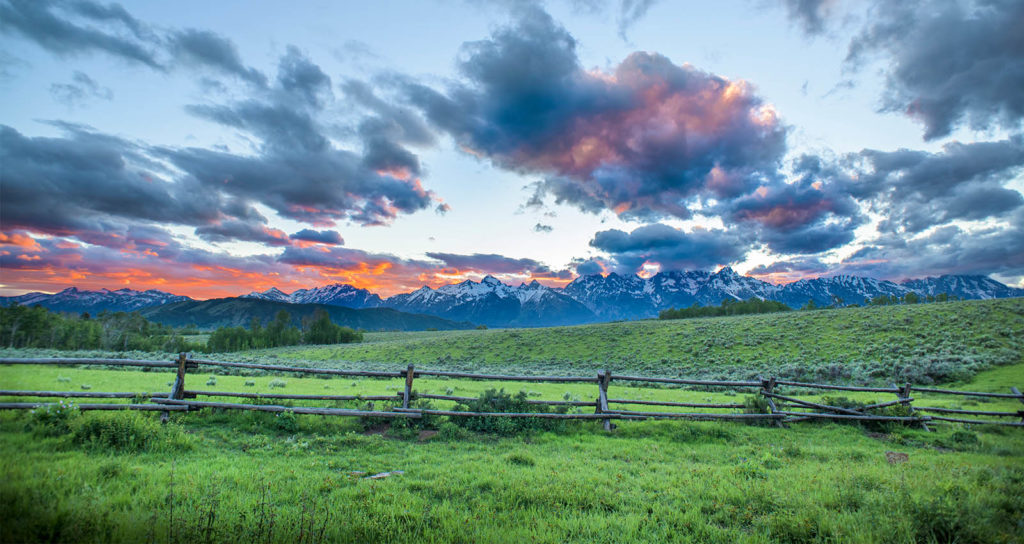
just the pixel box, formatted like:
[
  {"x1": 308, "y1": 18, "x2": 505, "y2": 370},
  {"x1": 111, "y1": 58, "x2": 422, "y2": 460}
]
[
  {"x1": 363, "y1": 423, "x2": 389, "y2": 436},
  {"x1": 418, "y1": 430, "x2": 438, "y2": 441}
]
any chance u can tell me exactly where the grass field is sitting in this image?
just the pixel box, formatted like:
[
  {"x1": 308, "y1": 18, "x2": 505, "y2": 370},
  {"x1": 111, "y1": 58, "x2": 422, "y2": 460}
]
[
  {"x1": 216, "y1": 298, "x2": 1024, "y2": 384},
  {"x1": 2, "y1": 299, "x2": 1023, "y2": 542}
]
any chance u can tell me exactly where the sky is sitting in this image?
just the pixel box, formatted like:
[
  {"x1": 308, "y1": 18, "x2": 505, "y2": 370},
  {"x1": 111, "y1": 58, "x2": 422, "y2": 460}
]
[{"x1": 1, "y1": 0, "x2": 1022, "y2": 298}]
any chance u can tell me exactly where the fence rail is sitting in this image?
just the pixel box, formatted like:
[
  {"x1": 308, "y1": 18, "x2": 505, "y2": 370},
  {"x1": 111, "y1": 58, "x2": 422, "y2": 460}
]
[{"x1": 2, "y1": 356, "x2": 1022, "y2": 429}]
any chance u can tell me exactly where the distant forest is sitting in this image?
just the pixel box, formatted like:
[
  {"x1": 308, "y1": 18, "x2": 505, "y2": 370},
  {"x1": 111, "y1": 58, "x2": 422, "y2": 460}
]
[{"x1": 0, "y1": 304, "x2": 361, "y2": 353}]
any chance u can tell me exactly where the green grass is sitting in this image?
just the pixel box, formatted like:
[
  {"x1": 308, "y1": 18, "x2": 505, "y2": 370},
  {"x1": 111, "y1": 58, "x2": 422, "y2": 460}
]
[
  {"x1": 222, "y1": 298, "x2": 1024, "y2": 384},
  {"x1": 2, "y1": 299, "x2": 1023, "y2": 542},
  {"x1": 1, "y1": 364, "x2": 1023, "y2": 542}
]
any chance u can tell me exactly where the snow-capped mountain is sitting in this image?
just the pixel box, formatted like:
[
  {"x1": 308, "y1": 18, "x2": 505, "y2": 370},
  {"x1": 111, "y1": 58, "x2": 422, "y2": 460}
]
[
  {"x1": 242, "y1": 284, "x2": 382, "y2": 308},
  {"x1": 0, "y1": 287, "x2": 192, "y2": 314},
  {"x1": 384, "y1": 275, "x2": 596, "y2": 327},
  {"x1": 775, "y1": 275, "x2": 911, "y2": 308},
  {"x1": 5, "y1": 271, "x2": 1021, "y2": 327},
  {"x1": 901, "y1": 275, "x2": 1024, "y2": 300}
]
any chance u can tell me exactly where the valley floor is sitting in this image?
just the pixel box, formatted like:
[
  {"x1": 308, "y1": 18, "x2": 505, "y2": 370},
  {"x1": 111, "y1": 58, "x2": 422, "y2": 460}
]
[{"x1": 2, "y1": 362, "x2": 1023, "y2": 543}]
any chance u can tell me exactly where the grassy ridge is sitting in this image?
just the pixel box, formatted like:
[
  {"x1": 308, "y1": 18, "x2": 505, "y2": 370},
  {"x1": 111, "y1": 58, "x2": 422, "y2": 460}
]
[
  {"x1": 230, "y1": 298, "x2": 1024, "y2": 384},
  {"x1": 1, "y1": 364, "x2": 1023, "y2": 543}
]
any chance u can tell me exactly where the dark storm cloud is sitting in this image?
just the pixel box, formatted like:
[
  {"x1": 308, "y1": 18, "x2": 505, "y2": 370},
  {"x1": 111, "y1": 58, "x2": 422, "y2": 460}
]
[
  {"x1": 832, "y1": 209, "x2": 1024, "y2": 280},
  {"x1": 401, "y1": 6, "x2": 787, "y2": 221},
  {"x1": 290, "y1": 229, "x2": 344, "y2": 245},
  {"x1": 793, "y1": 0, "x2": 1024, "y2": 140},
  {"x1": 747, "y1": 256, "x2": 829, "y2": 278},
  {"x1": 800, "y1": 137, "x2": 1024, "y2": 235},
  {"x1": 168, "y1": 29, "x2": 267, "y2": 87},
  {"x1": 424, "y1": 252, "x2": 555, "y2": 274},
  {"x1": 572, "y1": 257, "x2": 606, "y2": 276},
  {"x1": 589, "y1": 224, "x2": 748, "y2": 273},
  {"x1": 169, "y1": 47, "x2": 437, "y2": 228},
  {"x1": 0, "y1": 123, "x2": 221, "y2": 235},
  {"x1": 49, "y1": 70, "x2": 113, "y2": 106},
  {"x1": 194, "y1": 220, "x2": 290, "y2": 247},
  {"x1": 0, "y1": 0, "x2": 162, "y2": 69}
]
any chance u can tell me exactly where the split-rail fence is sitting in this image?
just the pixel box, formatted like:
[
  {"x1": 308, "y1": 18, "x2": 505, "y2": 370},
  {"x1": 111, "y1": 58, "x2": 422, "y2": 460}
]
[{"x1": 2, "y1": 355, "x2": 1023, "y2": 430}]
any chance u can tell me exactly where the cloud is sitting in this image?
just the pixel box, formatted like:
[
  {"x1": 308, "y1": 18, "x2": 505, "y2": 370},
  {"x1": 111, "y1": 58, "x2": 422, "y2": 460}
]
[
  {"x1": 402, "y1": 6, "x2": 787, "y2": 221},
  {"x1": 802, "y1": 0, "x2": 1024, "y2": 140},
  {"x1": 424, "y1": 252, "x2": 557, "y2": 275},
  {"x1": 571, "y1": 257, "x2": 607, "y2": 276},
  {"x1": 779, "y1": 0, "x2": 836, "y2": 35},
  {"x1": 49, "y1": 70, "x2": 113, "y2": 106},
  {"x1": 0, "y1": 0, "x2": 162, "y2": 69},
  {"x1": 589, "y1": 223, "x2": 748, "y2": 273},
  {"x1": 290, "y1": 229, "x2": 344, "y2": 245},
  {"x1": 168, "y1": 28, "x2": 267, "y2": 87},
  {"x1": 195, "y1": 220, "x2": 290, "y2": 247},
  {"x1": 0, "y1": 123, "x2": 226, "y2": 235},
  {"x1": 746, "y1": 256, "x2": 830, "y2": 283},
  {"x1": 617, "y1": 0, "x2": 658, "y2": 39},
  {"x1": 533, "y1": 223, "x2": 553, "y2": 233},
  {"x1": 803, "y1": 136, "x2": 1024, "y2": 235},
  {"x1": 830, "y1": 211, "x2": 1024, "y2": 281}
]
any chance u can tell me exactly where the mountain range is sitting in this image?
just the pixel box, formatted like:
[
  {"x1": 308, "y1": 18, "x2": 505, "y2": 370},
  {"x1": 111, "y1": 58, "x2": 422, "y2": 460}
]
[{"x1": 4, "y1": 268, "x2": 1023, "y2": 329}]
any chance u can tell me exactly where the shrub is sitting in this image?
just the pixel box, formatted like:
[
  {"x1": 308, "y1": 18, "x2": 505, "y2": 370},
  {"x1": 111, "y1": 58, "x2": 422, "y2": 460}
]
[
  {"x1": 274, "y1": 410, "x2": 298, "y2": 433},
  {"x1": 244, "y1": 380, "x2": 256, "y2": 387},
  {"x1": 268, "y1": 379, "x2": 287, "y2": 389},
  {"x1": 436, "y1": 421, "x2": 470, "y2": 441},
  {"x1": 70, "y1": 411, "x2": 190, "y2": 453},
  {"x1": 29, "y1": 400, "x2": 80, "y2": 436},
  {"x1": 451, "y1": 389, "x2": 567, "y2": 435},
  {"x1": 742, "y1": 395, "x2": 773, "y2": 427},
  {"x1": 206, "y1": 376, "x2": 217, "y2": 386}
]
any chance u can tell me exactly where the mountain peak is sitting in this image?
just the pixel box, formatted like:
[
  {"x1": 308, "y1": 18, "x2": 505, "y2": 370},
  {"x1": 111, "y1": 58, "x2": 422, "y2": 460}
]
[
  {"x1": 715, "y1": 266, "x2": 737, "y2": 277},
  {"x1": 481, "y1": 275, "x2": 501, "y2": 286}
]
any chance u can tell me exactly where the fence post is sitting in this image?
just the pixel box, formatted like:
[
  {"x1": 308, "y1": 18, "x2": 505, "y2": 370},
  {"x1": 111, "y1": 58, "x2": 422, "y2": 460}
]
[
  {"x1": 161, "y1": 352, "x2": 188, "y2": 424},
  {"x1": 894, "y1": 382, "x2": 928, "y2": 432},
  {"x1": 596, "y1": 370, "x2": 614, "y2": 431},
  {"x1": 760, "y1": 376, "x2": 786, "y2": 428},
  {"x1": 1012, "y1": 387, "x2": 1024, "y2": 423},
  {"x1": 402, "y1": 364, "x2": 415, "y2": 409}
]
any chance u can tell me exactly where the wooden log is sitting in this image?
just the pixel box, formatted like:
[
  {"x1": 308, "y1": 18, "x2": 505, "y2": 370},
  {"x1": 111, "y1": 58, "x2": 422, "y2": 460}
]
[
  {"x1": 603, "y1": 410, "x2": 785, "y2": 420},
  {"x1": 415, "y1": 393, "x2": 597, "y2": 407},
  {"x1": 775, "y1": 410, "x2": 929, "y2": 422},
  {"x1": 1012, "y1": 387, "x2": 1024, "y2": 423},
  {"x1": 413, "y1": 370, "x2": 594, "y2": 383},
  {"x1": 391, "y1": 407, "x2": 643, "y2": 419},
  {"x1": 162, "y1": 352, "x2": 188, "y2": 424},
  {"x1": 914, "y1": 406, "x2": 1023, "y2": 417},
  {"x1": 895, "y1": 382, "x2": 929, "y2": 432},
  {"x1": 861, "y1": 398, "x2": 913, "y2": 411},
  {"x1": 610, "y1": 375, "x2": 761, "y2": 387},
  {"x1": 152, "y1": 398, "x2": 419, "y2": 418},
  {"x1": 761, "y1": 376, "x2": 787, "y2": 428},
  {"x1": 0, "y1": 390, "x2": 169, "y2": 399},
  {"x1": 402, "y1": 364, "x2": 415, "y2": 409},
  {"x1": 184, "y1": 391, "x2": 397, "y2": 401},
  {"x1": 927, "y1": 416, "x2": 1024, "y2": 427},
  {"x1": 0, "y1": 357, "x2": 176, "y2": 368},
  {"x1": 909, "y1": 386, "x2": 1024, "y2": 399},
  {"x1": 762, "y1": 392, "x2": 865, "y2": 416},
  {"x1": 598, "y1": 370, "x2": 614, "y2": 431},
  {"x1": 774, "y1": 380, "x2": 900, "y2": 393},
  {"x1": 0, "y1": 402, "x2": 187, "y2": 411},
  {"x1": 606, "y1": 399, "x2": 744, "y2": 409},
  {"x1": 189, "y1": 359, "x2": 402, "y2": 378}
]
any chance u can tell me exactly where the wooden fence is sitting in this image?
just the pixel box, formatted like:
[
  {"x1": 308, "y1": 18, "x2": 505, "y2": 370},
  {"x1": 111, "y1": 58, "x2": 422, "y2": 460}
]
[{"x1": 1, "y1": 355, "x2": 1022, "y2": 430}]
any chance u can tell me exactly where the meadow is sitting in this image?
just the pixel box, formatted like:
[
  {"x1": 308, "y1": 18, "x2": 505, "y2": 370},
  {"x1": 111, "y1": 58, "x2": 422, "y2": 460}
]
[{"x1": 2, "y1": 298, "x2": 1024, "y2": 542}]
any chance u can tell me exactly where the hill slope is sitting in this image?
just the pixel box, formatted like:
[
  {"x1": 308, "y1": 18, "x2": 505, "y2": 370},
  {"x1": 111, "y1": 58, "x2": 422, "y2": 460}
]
[
  {"x1": 140, "y1": 298, "x2": 473, "y2": 331},
  {"x1": 247, "y1": 298, "x2": 1024, "y2": 384}
]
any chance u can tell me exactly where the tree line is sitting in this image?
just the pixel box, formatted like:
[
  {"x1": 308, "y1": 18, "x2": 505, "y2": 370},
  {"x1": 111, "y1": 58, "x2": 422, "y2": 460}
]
[
  {"x1": 0, "y1": 304, "x2": 199, "y2": 352},
  {"x1": 659, "y1": 298, "x2": 792, "y2": 320},
  {"x1": 1, "y1": 304, "x2": 362, "y2": 353},
  {"x1": 206, "y1": 308, "x2": 362, "y2": 352}
]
